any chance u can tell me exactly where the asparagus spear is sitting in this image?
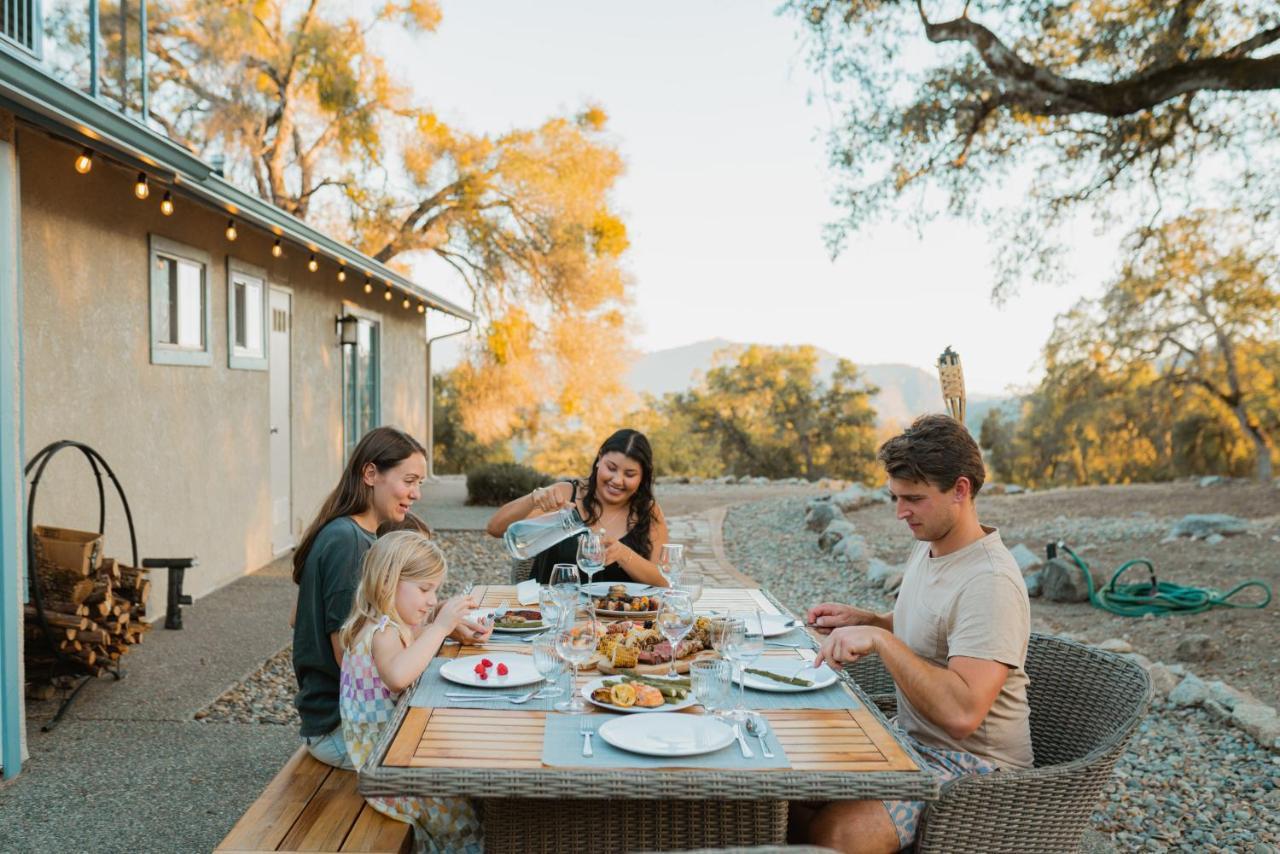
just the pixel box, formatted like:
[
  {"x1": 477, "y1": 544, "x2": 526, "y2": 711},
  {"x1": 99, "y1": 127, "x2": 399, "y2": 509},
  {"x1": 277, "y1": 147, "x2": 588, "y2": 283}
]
[{"x1": 745, "y1": 667, "x2": 814, "y2": 687}]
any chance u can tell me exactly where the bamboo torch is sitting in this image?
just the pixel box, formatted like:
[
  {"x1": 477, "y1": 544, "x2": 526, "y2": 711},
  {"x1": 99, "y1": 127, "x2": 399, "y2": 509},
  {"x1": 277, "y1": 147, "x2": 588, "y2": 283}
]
[{"x1": 937, "y1": 346, "x2": 967, "y2": 427}]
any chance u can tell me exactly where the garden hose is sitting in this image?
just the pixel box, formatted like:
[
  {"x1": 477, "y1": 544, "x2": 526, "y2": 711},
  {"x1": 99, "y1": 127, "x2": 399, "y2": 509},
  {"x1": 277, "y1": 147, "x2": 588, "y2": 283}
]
[{"x1": 1052, "y1": 542, "x2": 1272, "y2": 617}]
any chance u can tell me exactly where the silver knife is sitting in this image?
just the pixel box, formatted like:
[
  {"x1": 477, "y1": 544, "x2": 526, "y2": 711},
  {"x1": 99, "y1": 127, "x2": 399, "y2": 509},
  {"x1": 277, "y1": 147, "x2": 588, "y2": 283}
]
[{"x1": 733, "y1": 724, "x2": 755, "y2": 759}]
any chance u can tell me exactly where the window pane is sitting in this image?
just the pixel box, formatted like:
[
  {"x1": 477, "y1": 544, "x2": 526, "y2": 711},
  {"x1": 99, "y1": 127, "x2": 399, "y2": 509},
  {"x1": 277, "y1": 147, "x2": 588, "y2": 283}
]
[
  {"x1": 159, "y1": 257, "x2": 177, "y2": 345},
  {"x1": 176, "y1": 260, "x2": 203, "y2": 349},
  {"x1": 234, "y1": 282, "x2": 248, "y2": 349},
  {"x1": 243, "y1": 279, "x2": 263, "y2": 353}
]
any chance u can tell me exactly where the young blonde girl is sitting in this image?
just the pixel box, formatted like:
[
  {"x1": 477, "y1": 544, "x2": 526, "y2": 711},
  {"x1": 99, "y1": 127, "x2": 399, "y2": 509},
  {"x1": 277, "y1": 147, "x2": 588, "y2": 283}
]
[{"x1": 338, "y1": 531, "x2": 483, "y2": 853}]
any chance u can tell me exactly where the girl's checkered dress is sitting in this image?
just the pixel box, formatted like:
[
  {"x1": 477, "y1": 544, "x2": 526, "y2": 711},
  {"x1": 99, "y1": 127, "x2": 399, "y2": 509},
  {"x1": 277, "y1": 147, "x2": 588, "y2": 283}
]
[{"x1": 340, "y1": 617, "x2": 482, "y2": 853}]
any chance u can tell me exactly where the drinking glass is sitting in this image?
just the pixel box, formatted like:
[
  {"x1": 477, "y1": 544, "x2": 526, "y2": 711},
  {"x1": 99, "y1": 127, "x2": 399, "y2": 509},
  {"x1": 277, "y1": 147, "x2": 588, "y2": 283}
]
[
  {"x1": 549, "y1": 562, "x2": 580, "y2": 604},
  {"x1": 531, "y1": 631, "x2": 566, "y2": 700},
  {"x1": 657, "y1": 543, "x2": 685, "y2": 587},
  {"x1": 655, "y1": 591, "x2": 695, "y2": 679},
  {"x1": 576, "y1": 530, "x2": 606, "y2": 591},
  {"x1": 715, "y1": 610, "x2": 764, "y2": 724},
  {"x1": 537, "y1": 585, "x2": 566, "y2": 632},
  {"x1": 676, "y1": 568, "x2": 704, "y2": 604},
  {"x1": 554, "y1": 604, "x2": 601, "y2": 714},
  {"x1": 689, "y1": 659, "x2": 732, "y2": 717}
]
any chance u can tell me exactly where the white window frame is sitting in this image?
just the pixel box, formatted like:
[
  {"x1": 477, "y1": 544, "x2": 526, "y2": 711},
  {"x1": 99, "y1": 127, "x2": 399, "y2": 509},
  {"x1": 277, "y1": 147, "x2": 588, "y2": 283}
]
[
  {"x1": 149, "y1": 235, "x2": 212, "y2": 367},
  {"x1": 227, "y1": 257, "x2": 269, "y2": 371},
  {"x1": 341, "y1": 301, "x2": 383, "y2": 459}
]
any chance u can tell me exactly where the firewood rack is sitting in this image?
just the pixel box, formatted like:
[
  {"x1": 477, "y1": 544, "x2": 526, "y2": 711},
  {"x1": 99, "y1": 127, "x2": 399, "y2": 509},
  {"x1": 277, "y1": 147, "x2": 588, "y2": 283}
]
[{"x1": 24, "y1": 440, "x2": 139, "y2": 731}]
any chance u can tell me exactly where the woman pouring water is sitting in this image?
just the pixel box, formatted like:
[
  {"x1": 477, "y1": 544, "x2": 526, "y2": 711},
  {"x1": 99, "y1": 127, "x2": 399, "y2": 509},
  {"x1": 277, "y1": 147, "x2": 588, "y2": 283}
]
[{"x1": 485, "y1": 429, "x2": 671, "y2": 587}]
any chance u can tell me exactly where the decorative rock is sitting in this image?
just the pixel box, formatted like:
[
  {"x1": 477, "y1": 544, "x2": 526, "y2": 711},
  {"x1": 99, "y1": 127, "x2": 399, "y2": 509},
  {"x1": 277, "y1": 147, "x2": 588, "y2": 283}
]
[
  {"x1": 1208, "y1": 680, "x2": 1250, "y2": 711},
  {"x1": 1009, "y1": 543, "x2": 1044, "y2": 573},
  {"x1": 1231, "y1": 703, "x2": 1280, "y2": 751},
  {"x1": 805, "y1": 502, "x2": 840, "y2": 532},
  {"x1": 818, "y1": 519, "x2": 857, "y2": 552},
  {"x1": 832, "y1": 534, "x2": 867, "y2": 563},
  {"x1": 1169, "y1": 673, "x2": 1209, "y2": 708},
  {"x1": 1204, "y1": 699, "x2": 1234, "y2": 723},
  {"x1": 867, "y1": 558, "x2": 897, "y2": 586},
  {"x1": 1169, "y1": 513, "x2": 1248, "y2": 539},
  {"x1": 1040, "y1": 558, "x2": 1100, "y2": 603},
  {"x1": 1096, "y1": 638, "x2": 1134, "y2": 654},
  {"x1": 1205, "y1": 533, "x2": 1226, "y2": 545},
  {"x1": 1120, "y1": 652, "x2": 1152, "y2": 671},
  {"x1": 1175, "y1": 633, "x2": 1219, "y2": 663},
  {"x1": 1198, "y1": 475, "x2": 1225, "y2": 487},
  {"x1": 1146, "y1": 663, "x2": 1179, "y2": 697},
  {"x1": 830, "y1": 483, "x2": 889, "y2": 513},
  {"x1": 1004, "y1": 484, "x2": 1026, "y2": 495},
  {"x1": 1024, "y1": 571, "x2": 1042, "y2": 598}
]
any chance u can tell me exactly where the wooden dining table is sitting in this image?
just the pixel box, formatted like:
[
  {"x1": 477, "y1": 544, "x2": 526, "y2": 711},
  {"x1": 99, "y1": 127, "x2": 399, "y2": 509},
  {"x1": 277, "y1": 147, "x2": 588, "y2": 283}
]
[{"x1": 360, "y1": 584, "x2": 938, "y2": 852}]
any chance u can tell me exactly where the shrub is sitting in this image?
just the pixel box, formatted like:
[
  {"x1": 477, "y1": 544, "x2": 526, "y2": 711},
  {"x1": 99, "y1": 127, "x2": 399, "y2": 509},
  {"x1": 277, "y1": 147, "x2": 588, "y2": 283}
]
[{"x1": 466, "y1": 463, "x2": 552, "y2": 506}]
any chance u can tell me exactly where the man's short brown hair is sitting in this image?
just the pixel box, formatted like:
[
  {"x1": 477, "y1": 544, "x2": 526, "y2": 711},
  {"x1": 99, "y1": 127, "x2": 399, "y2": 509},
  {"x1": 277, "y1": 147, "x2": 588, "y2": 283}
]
[{"x1": 877, "y1": 414, "x2": 986, "y2": 497}]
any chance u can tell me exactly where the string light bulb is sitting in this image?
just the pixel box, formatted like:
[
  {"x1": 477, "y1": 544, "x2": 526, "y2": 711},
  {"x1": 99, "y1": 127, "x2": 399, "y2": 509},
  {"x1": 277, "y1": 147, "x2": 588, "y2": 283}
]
[
  {"x1": 383, "y1": 287, "x2": 393, "y2": 302},
  {"x1": 134, "y1": 172, "x2": 150, "y2": 199},
  {"x1": 74, "y1": 149, "x2": 93, "y2": 174},
  {"x1": 271, "y1": 239, "x2": 283, "y2": 258},
  {"x1": 337, "y1": 265, "x2": 347, "y2": 283},
  {"x1": 363, "y1": 276, "x2": 373, "y2": 294},
  {"x1": 225, "y1": 219, "x2": 238, "y2": 241},
  {"x1": 417, "y1": 301, "x2": 426, "y2": 314},
  {"x1": 402, "y1": 296, "x2": 411, "y2": 309},
  {"x1": 160, "y1": 191, "x2": 174, "y2": 216},
  {"x1": 308, "y1": 253, "x2": 319, "y2": 273}
]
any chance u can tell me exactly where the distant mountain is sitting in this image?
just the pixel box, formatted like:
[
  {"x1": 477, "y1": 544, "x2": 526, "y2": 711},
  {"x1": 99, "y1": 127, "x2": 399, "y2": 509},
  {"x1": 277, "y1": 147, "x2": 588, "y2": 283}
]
[{"x1": 627, "y1": 338, "x2": 1012, "y2": 431}]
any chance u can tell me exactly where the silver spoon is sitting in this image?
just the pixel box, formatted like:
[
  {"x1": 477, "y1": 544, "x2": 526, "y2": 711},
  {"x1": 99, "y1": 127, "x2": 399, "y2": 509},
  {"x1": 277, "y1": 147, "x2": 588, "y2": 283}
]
[{"x1": 744, "y1": 715, "x2": 774, "y2": 758}]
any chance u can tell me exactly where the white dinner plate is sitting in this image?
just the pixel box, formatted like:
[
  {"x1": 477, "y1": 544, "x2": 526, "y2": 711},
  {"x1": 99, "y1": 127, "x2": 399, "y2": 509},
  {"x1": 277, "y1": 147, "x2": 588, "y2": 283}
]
[
  {"x1": 581, "y1": 676, "x2": 698, "y2": 714},
  {"x1": 738, "y1": 658, "x2": 839, "y2": 693},
  {"x1": 597, "y1": 712, "x2": 735, "y2": 757},
  {"x1": 583, "y1": 581, "x2": 663, "y2": 597},
  {"x1": 468, "y1": 608, "x2": 546, "y2": 633},
  {"x1": 759, "y1": 613, "x2": 804, "y2": 638},
  {"x1": 439, "y1": 653, "x2": 543, "y2": 688}
]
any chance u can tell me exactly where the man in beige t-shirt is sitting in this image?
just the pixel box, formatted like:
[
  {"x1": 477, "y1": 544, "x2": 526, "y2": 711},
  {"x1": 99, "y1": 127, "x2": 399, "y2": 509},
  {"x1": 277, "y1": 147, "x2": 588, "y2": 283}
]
[{"x1": 793, "y1": 414, "x2": 1033, "y2": 853}]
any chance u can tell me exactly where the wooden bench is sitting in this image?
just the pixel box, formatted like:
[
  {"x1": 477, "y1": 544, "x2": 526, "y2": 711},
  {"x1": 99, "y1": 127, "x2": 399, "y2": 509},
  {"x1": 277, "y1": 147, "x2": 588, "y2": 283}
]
[{"x1": 216, "y1": 747, "x2": 413, "y2": 853}]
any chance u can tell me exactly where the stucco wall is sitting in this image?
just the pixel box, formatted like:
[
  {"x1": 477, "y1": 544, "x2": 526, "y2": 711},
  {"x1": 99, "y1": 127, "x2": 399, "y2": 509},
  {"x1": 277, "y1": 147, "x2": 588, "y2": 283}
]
[{"x1": 19, "y1": 131, "x2": 427, "y2": 614}]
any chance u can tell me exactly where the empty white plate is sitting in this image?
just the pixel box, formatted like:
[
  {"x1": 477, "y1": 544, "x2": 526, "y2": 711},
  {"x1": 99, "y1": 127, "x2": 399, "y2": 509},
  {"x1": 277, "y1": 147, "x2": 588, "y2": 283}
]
[
  {"x1": 739, "y1": 658, "x2": 839, "y2": 693},
  {"x1": 439, "y1": 653, "x2": 543, "y2": 688},
  {"x1": 759, "y1": 613, "x2": 804, "y2": 638},
  {"x1": 598, "y1": 712, "x2": 735, "y2": 757},
  {"x1": 581, "y1": 677, "x2": 697, "y2": 714}
]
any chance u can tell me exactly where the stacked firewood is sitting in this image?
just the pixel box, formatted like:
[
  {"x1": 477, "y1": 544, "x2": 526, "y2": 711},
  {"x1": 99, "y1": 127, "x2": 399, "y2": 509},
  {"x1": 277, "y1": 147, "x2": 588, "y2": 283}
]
[{"x1": 24, "y1": 528, "x2": 152, "y2": 677}]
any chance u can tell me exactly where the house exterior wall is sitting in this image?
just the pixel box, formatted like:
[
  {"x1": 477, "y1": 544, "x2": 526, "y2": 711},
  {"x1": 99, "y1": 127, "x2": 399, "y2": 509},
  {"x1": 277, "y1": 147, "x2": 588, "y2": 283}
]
[{"x1": 18, "y1": 131, "x2": 428, "y2": 613}]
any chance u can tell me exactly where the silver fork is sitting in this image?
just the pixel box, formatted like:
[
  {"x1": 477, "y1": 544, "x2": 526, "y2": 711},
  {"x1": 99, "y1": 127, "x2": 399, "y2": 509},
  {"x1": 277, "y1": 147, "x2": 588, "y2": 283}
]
[
  {"x1": 580, "y1": 715, "x2": 595, "y2": 757},
  {"x1": 446, "y1": 687, "x2": 545, "y2": 704}
]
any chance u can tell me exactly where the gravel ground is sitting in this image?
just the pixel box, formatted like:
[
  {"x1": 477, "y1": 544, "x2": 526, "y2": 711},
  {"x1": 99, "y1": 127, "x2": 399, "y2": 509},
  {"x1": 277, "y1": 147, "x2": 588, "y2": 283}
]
[
  {"x1": 198, "y1": 530, "x2": 511, "y2": 725},
  {"x1": 724, "y1": 496, "x2": 1280, "y2": 852}
]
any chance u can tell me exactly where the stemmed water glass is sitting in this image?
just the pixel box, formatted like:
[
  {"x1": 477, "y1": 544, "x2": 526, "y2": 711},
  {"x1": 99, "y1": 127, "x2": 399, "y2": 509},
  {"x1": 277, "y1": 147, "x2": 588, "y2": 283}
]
[
  {"x1": 655, "y1": 591, "x2": 695, "y2": 679},
  {"x1": 658, "y1": 543, "x2": 685, "y2": 588},
  {"x1": 532, "y1": 631, "x2": 567, "y2": 702},
  {"x1": 576, "y1": 530, "x2": 606, "y2": 592},
  {"x1": 554, "y1": 604, "x2": 601, "y2": 714},
  {"x1": 714, "y1": 610, "x2": 764, "y2": 725}
]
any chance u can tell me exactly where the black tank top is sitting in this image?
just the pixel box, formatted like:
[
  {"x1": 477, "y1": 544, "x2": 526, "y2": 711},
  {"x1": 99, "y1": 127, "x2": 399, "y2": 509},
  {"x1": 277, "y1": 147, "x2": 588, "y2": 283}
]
[{"x1": 530, "y1": 481, "x2": 647, "y2": 584}]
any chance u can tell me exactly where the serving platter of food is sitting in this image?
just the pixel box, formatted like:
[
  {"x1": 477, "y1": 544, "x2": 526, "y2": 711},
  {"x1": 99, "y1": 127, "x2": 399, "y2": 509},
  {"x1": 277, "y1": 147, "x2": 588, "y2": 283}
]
[
  {"x1": 581, "y1": 674, "x2": 697, "y2": 713},
  {"x1": 589, "y1": 583, "x2": 661, "y2": 617},
  {"x1": 588, "y1": 615, "x2": 718, "y2": 675}
]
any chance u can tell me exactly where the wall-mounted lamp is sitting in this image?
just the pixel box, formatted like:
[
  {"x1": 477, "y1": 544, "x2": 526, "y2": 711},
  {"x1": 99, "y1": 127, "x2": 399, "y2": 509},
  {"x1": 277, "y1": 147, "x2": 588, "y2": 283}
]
[{"x1": 335, "y1": 314, "x2": 359, "y2": 348}]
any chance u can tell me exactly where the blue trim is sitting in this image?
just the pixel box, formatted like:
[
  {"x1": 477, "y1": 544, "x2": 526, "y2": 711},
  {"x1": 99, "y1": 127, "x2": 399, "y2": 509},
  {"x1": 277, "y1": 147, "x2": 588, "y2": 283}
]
[{"x1": 0, "y1": 134, "x2": 25, "y2": 779}]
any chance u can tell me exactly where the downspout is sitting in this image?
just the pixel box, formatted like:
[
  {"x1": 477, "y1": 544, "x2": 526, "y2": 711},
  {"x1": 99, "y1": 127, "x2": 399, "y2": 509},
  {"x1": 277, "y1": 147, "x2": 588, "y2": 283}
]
[{"x1": 424, "y1": 315, "x2": 473, "y2": 480}]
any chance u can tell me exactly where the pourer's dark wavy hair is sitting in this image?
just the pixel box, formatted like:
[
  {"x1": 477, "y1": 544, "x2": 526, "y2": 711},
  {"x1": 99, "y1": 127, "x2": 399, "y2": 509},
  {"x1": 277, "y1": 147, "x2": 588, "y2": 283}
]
[
  {"x1": 292, "y1": 426, "x2": 427, "y2": 584},
  {"x1": 580, "y1": 429, "x2": 656, "y2": 559}
]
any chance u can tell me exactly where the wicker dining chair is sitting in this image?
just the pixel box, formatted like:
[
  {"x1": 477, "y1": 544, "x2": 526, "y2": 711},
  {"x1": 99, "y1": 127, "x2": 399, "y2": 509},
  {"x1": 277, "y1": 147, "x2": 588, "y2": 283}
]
[
  {"x1": 509, "y1": 557, "x2": 535, "y2": 584},
  {"x1": 843, "y1": 633, "x2": 1152, "y2": 853}
]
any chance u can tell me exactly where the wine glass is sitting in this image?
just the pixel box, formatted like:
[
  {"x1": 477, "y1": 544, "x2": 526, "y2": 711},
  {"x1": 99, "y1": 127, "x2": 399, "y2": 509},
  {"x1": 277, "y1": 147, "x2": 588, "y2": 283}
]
[
  {"x1": 554, "y1": 604, "x2": 601, "y2": 714},
  {"x1": 657, "y1": 543, "x2": 684, "y2": 587},
  {"x1": 549, "y1": 562, "x2": 580, "y2": 605},
  {"x1": 715, "y1": 610, "x2": 764, "y2": 725},
  {"x1": 576, "y1": 530, "x2": 606, "y2": 592},
  {"x1": 676, "y1": 568, "x2": 704, "y2": 605},
  {"x1": 531, "y1": 631, "x2": 566, "y2": 700},
  {"x1": 689, "y1": 659, "x2": 732, "y2": 717},
  {"x1": 655, "y1": 591, "x2": 695, "y2": 679}
]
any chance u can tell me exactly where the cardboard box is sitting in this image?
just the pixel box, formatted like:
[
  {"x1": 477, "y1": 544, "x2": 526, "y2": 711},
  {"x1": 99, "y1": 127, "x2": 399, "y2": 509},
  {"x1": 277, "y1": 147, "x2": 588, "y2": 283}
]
[{"x1": 33, "y1": 525, "x2": 103, "y2": 576}]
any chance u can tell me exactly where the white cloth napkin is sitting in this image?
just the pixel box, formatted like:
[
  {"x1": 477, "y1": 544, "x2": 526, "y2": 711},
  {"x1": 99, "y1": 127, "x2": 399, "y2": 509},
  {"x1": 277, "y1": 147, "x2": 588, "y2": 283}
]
[{"x1": 516, "y1": 578, "x2": 540, "y2": 605}]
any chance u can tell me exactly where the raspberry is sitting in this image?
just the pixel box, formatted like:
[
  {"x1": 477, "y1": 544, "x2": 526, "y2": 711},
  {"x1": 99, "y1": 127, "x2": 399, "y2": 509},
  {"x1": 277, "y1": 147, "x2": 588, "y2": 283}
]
[
  {"x1": 477, "y1": 670, "x2": 489, "y2": 680},
  {"x1": 496, "y1": 662, "x2": 509, "y2": 676},
  {"x1": 473, "y1": 663, "x2": 485, "y2": 674},
  {"x1": 480, "y1": 658, "x2": 493, "y2": 668}
]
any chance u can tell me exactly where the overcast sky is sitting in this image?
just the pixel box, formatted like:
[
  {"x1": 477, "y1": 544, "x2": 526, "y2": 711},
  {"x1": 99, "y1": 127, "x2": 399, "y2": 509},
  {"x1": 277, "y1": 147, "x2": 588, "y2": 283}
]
[{"x1": 388, "y1": 0, "x2": 1120, "y2": 395}]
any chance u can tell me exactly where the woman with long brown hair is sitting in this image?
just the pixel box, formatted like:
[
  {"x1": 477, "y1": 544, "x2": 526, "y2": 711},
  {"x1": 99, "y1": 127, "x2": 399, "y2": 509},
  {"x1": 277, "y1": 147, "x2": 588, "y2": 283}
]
[{"x1": 292, "y1": 426, "x2": 487, "y2": 768}]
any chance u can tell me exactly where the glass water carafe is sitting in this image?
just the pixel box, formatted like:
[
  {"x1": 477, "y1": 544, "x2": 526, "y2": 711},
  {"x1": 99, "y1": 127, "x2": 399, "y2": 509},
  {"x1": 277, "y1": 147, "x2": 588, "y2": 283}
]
[{"x1": 504, "y1": 506, "x2": 589, "y2": 560}]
